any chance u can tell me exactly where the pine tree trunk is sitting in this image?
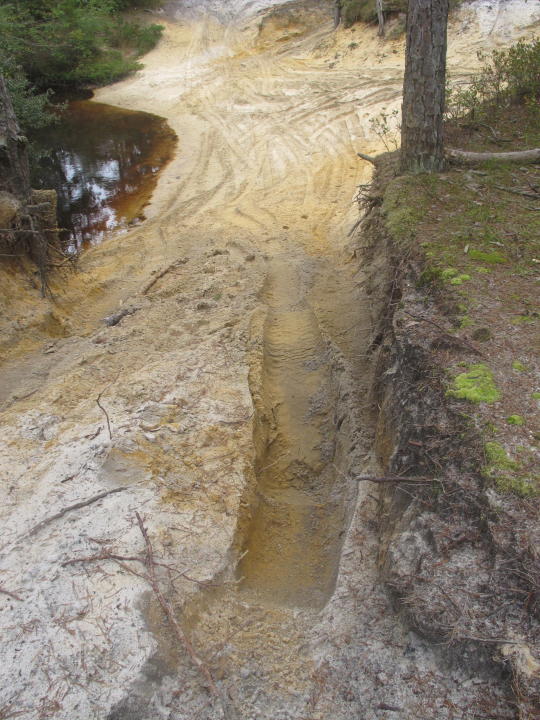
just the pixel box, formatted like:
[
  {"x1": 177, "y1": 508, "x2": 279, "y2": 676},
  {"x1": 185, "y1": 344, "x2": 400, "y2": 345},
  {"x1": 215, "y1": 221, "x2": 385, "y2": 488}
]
[
  {"x1": 334, "y1": 0, "x2": 341, "y2": 27},
  {"x1": 400, "y1": 0, "x2": 449, "y2": 173},
  {"x1": 376, "y1": 0, "x2": 385, "y2": 37}
]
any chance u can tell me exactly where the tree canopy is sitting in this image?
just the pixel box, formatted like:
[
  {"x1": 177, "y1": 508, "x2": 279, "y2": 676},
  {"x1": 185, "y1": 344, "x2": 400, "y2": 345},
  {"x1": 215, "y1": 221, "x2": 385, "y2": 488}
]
[{"x1": 0, "y1": 0, "x2": 163, "y2": 132}]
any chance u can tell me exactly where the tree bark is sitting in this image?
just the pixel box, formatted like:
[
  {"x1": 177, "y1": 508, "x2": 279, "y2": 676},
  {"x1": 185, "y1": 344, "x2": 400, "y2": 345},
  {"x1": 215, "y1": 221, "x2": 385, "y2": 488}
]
[
  {"x1": 334, "y1": 0, "x2": 341, "y2": 28},
  {"x1": 376, "y1": 0, "x2": 385, "y2": 37},
  {"x1": 400, "y1": 0, "x2": 449, "y2": 173},
  {"x1": 0, "y1": 75, "x2": 31, "y2": 200}
]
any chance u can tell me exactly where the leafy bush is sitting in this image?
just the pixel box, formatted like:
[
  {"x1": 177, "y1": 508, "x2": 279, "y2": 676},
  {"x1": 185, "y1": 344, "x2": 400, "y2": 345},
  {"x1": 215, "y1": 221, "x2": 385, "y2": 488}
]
[
  {"x1": 0, "y1": 0, "x2": 163, "y2": 92},
  {"x1": 0, "y1": 55, "x2": 56, "y2": 133},
  {"x1": 446, "y1": 38, "x2": 540, "y2": 119}
]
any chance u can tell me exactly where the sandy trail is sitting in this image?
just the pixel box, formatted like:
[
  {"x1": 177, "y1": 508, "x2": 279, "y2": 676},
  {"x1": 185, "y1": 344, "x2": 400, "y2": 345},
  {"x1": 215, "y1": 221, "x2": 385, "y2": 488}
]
[{"x1": 0, "y1": 1, "x2": 538, "y2": 718}]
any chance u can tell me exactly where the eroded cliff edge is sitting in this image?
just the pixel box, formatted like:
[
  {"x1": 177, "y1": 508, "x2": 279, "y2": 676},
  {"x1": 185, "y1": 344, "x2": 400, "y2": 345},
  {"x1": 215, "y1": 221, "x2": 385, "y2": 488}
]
[{"x1": 358, "y1": 154, "x2": 539, "y2": 719}]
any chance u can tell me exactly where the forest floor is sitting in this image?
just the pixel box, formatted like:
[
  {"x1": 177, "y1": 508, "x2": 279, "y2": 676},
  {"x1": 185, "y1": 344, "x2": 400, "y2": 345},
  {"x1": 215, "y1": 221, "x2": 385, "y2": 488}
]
[{"x1": 0, "y1": 1, "x2": 538, "y2": 718}]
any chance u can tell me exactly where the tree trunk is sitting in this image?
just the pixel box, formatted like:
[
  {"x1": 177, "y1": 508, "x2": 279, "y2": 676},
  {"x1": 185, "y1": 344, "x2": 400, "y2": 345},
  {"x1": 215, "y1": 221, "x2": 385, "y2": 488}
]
[
  {"x1": 0, "y1": 75, "x2": 58, "y2": 296},
  {"x1": 376, "y1": 0, "x2": 385, "y2": 37},
  {"x1": 0, "y1": 75, "x2": 31, "y2": 199},
  {"x1": 400, "y1": 0, "x2": 449, "y2": 173},
  {"x1": 334, "y1": 0, "x2": 341, "y2": 28}
]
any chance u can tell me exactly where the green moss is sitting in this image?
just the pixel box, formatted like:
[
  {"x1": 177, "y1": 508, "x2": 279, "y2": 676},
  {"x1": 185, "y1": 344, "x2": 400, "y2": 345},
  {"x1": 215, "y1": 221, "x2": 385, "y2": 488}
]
[
  {"x1": 495, "y1": 475, "x2": 538, "y2": 497},
  {"x1": 483, "y1": 443, "x2": 538, "y2": 496},
  {"x1": 383, "y1": 177, "x2": 429, "y2": 246},
  {"x1": 485, "y1": 441, "x2": 518, "y2": 469},
  {"x1": 506, "y1": 415, "x2": 525, "y2": 425},
  {"x1": 436, "y1": 268, "x2": 471, "y2": 285},
  {"x1": 450, "y1": 274, "x2": 471, "y2": 285},
  {"x1": 511, "y1": 315, "x2": 536, "y2": 325},
  {"x1": 475, "y1": 266, "x2": 491, "y2": 274},
  {"x1": 447, "y1": 364, "x2": 501, "y2": 404},
  {"x1": 441, "y1": 268, "x2": 458, "y2": 280},
  {"x1": 459, "y1": 315, "x2": 474, "y2": 328},
  {"x1": 532, "y1": 392, "x2": 540, "y2": 400},
  {"x1": 512, "y1": 360, "x2": 527, "y2": 372},
  {"x1": 468, "y1": 249, "x2": 507, "y2": 264}
]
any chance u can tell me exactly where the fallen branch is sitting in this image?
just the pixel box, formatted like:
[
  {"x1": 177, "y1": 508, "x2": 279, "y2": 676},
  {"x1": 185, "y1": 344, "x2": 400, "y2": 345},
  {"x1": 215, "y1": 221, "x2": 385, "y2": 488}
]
[
  {"x1": 446, "y1": 147, "x2": 540, "y2": 165},
  {"x1": 356, "y1": 151, "x2": 377, "y2": 165},
  {"x1": 96, "y1": 386, "x2": 113, "y2": 440},
  {"x1": 352, "y1": 475, "x2": 434, "y2": 484},
  {"x1": 142, "y1": 258, "x2": 188, "y2": 295},
  {"x1": 62, "y1": 552, "x2": 142, "y2": 567},
  {"x1": 0, "y1": 586, "x2": 23, "y2": 601},
  {"x1": 493, "y1": 184, "x2": 540, "y2": 200},
  {"x1": 62, "y1": 550, "x2": 218, "y2": 588},
  {"x1": 25, "y1": 487, "x2": 127, "y2": 538},
  {"x1": 135, "y1": 512, "x2": 218, "y2": 695}
]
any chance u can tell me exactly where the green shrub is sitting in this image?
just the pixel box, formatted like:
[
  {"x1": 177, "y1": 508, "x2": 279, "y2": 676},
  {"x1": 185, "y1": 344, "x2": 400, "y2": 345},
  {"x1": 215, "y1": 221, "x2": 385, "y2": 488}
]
[
  {"x1": 0, "y1": 0, "x2": 163, "y2": 93},
  {"x1": 446, "y1": 38, "x2": 540, "y2": 119}
]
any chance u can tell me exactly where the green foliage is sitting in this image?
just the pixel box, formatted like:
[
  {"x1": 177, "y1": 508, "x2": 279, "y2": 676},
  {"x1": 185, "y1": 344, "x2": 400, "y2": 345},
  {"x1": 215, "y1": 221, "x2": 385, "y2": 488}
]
[
  {"x1": 340, "y1": 0, "x2": 464, "y2": 30},
  {"x1": 483, "y1": 443, "x2": 537, "y2": 496},
  {"x1": 446, "y1": 38, "x2": 540, "y2": 119},
  {"x1": 382, "y1": 176, "x2": 431, "y2": 246},
  {"x1": 512, "y1": 360, "x2": 527, "y2": 372},
  {"x1": 341, "y1": 0, "x2": 378, "y2": 27},
  {"x1": 468, "y1": 248, "x2": 507, "y2": 264},
  {"x1": 369, "y1": 108, "x2": 400, "y2": 151},
  {"x1": 0, "y1": 54, "x2": 56, "y2": 133},
  {"x1": 0, "y1": 0, "x2": 163, "y2": 92},
  {"x1": 484, "y1": 441, "x2": 518, "y2": 469},
  {"x1": 447, "y1": 364, "x2": 501, "y2": 404},
  {"x1": 506, "y1": 415, "x2": 525, "y2": 425}
]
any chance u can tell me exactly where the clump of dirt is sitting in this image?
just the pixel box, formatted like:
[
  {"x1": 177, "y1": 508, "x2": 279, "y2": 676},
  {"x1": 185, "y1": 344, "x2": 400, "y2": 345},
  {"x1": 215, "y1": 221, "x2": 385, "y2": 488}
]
[{"x1": 356, "y1": 106, "x2": 540, "y2": 718}]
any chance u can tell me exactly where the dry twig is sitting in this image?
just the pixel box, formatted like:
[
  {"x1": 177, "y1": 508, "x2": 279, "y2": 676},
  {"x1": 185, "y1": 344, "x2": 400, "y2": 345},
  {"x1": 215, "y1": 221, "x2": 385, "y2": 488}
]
[
  {"x1": 403, "y1": 311, "x2": 484, "y2": 357},
  {"x1": 142, "y1": 258, "x2": 187, "y2": 295},
  {"x1": 493, "y1": 184, "x2": 540, "y2": 200},
  {"x1": 25, "y1": 487, "x2": 127, "y2": 538},
  {"x1": 352, "y1": 475, "x2": 434, "y2": 484},
  {"x1": 96, "y1": 388, "x2": 113, "y2": 440},
  {"x1": 0, "y1": 586, "x2": 23, "y2": 601},
  {"x1": 135, "y1": 512, "x2": 218, "y2": 695}
]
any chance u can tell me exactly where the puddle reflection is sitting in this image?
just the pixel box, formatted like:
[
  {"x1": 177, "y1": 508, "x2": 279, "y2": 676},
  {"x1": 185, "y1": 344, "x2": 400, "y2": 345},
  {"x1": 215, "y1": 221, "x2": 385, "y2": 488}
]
[{"x1": 33, "y1": 100, "x2": 177, "y2": 251}]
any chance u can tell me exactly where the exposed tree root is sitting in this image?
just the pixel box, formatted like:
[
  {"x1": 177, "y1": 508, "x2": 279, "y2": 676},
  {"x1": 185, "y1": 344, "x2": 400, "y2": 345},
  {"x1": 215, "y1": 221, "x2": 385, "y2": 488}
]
[{"x1": 446, "y1": 147, "x2": 540, "y2": 165}]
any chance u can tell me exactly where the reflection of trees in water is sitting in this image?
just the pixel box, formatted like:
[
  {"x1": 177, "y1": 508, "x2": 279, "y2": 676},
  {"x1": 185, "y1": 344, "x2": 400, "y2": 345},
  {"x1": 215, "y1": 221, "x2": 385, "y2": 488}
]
[{"x1": 33, "y1": 101, "x2": 174, "y2": 249}]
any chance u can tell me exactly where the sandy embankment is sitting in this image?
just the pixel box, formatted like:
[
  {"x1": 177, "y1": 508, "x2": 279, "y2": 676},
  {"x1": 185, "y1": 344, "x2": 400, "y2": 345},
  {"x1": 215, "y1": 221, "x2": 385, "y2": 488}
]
[{"x1": 0, "y1": 1, "x2": 538, "y2": 718}]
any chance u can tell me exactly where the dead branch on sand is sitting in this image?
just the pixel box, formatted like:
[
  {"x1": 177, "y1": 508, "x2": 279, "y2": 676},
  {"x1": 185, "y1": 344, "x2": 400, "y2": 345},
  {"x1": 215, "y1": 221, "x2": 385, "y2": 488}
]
[
  {"x1": 352, "y1": 475, "x2": 434, "y2": 484},
  {"x1": 135, "y1": 512, "x2": 218, "y2": 695},
  {"x1": 25, "y1": 487, "x2": 127, "y2": 538}
]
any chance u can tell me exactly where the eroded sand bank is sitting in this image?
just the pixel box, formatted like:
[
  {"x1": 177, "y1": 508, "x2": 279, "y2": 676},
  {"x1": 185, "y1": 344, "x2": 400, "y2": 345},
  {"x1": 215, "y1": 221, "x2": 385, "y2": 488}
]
[{"x1": 0, "y1": 2, "x2": 538, "y2": 718}]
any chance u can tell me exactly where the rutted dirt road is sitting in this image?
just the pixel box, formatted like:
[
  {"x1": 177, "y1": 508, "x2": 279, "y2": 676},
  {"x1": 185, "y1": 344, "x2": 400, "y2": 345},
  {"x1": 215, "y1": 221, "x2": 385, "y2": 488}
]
[{"x1": 1, "y1": 1, "x2": 538, "y2": 718}]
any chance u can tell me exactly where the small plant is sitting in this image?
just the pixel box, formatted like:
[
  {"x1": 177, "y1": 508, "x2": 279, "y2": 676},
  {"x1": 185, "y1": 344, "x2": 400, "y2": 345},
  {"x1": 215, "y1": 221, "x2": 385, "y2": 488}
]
[{"x1": 369, "y1": 108, "x2": 400, "y2": 151}]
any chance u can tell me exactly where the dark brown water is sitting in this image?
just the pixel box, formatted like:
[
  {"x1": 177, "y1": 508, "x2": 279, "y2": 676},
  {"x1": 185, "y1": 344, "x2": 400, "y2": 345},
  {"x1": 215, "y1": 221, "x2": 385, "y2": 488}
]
[{"x1": 33, "y1": 100, "x2": 177, "y2": 251}]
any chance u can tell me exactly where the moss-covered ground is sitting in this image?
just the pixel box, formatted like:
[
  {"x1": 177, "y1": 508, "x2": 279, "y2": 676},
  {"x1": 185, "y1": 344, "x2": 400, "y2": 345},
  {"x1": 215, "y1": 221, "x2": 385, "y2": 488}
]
[{"x1": 382, "y1": 105, "x2": 540, "y2": 496}]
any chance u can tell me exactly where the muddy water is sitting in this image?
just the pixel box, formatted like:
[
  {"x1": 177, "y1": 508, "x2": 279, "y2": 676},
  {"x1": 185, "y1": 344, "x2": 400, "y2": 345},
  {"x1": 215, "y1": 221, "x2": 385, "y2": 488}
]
[{"x1": 33, "y1": 100, "x2": 177, "y2": 250}]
